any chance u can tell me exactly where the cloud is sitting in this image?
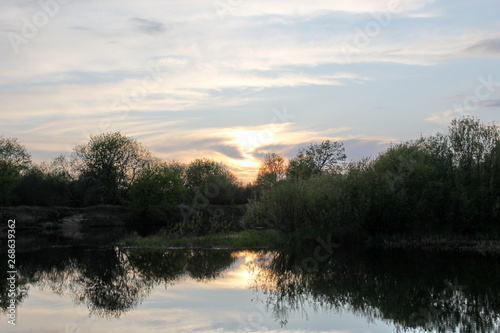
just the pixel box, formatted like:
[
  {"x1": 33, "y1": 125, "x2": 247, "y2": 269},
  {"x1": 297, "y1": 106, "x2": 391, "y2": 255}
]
[
  {"x1": 425, "y1": 111, "x2": 456, "y2": 126},
  {"x1": 426, "y1": 97, "x2": 500, "y2": 126},
  {"x1": 211, "y1": 144, "x2": 246, "y2": 160},
  {"x1": 252, "y1": 144, "x2": 296, "y2": 160},
  {"x1": 0, "y1": 68, "x2": 363, "y2": 122},
  {"x1": 2, "y1": 0, "x2": 498, "y2": 183},
  {"x1": 131, "y1": 18, "x2": 171, "y2": 35},
  {"x1": 482, "y1": 99, "x2": 500, "y2": 108},
  {"x1": 462, "y1": 38, "x2": 500, "y2": 57},
  {"x1": 343, "y1": 138, "x2": 392, "y2": 160},
  {"x1": 220, "y1": 0, "x2": 437, "y2": 17}
]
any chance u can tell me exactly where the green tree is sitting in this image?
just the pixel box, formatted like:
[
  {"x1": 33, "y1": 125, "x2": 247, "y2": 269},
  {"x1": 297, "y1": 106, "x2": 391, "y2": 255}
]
[
  {"x1": 366, "y1": 141, "x2": 451, "y2": 233},
  {"x1": 48, "y1": 154, "x2": 79, "y2": 182},
  {"x1": 255, "y1": 153, "x2": 286, "y2": 189},
  {"x1": 447, "y1": 117, "x2": 500, "y2": 231},
  {"x1": 184, "y1": 158, "x2": 239, "y2": 205},
  {"x1": 448, "y1": 117, "x2": 499, "y2": 168},
  {"x1": 73, "y1": 132, "x2": 154, "y2": 205},
  {"x1": 287, "y1": 140, "x2": 346, "y2": 180},
  {"x1": 127, "y1": 163, "x2": 186, "y2": 212},
  {"x1": 0, "y1": 137, "x2": 31, "y2": 205},
  {"x1": 13, "y1": 164, "x2": 72, "y2": 206},
  {"x1": 162, "y1": 160, "x2": 186, "y2": 181}
]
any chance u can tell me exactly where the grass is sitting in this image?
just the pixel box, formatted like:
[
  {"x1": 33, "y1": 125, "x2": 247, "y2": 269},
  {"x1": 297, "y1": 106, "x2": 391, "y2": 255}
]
[
  {"x1": 119, "y1": 227, "x2": 500, "y2": 253},
  {"x1": 369, "y1": 232, "x2": 500, "y2": 254},
  {"x1": 119, "y1": 229, "x2": 284, "y2": 249}
]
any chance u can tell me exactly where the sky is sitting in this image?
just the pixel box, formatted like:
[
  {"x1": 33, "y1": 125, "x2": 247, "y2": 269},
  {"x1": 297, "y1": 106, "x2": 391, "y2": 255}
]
[{"x1": 1, "y1": 0, "x2": 499, "y2": 182}]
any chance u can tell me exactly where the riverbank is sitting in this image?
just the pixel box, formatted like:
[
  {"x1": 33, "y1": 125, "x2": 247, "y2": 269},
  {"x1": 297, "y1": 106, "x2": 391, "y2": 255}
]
[
  {"x1": 0, "y1": 205, "x2": 133, "y2": 231},
  {"x1": 120, "y1": 229, "x2": 284, "y2": 249},
  {"x1": 2, "y1": 205, "x2": 499, "y2": 254},
  {"x1": 0, "y1": 204, "x2": 247, "y2": 233},
  {"x1": 370, "y1": 234, "x2": 500, "y2": 254},
  {"x1": 120, "y1": 229, "x2": 500, "y2": 254}
]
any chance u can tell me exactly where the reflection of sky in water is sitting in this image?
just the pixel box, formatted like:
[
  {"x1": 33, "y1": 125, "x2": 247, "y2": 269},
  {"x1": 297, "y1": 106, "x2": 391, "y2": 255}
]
[{"x1": 0, "y1": 251, "x2": 399, "y2": 333}]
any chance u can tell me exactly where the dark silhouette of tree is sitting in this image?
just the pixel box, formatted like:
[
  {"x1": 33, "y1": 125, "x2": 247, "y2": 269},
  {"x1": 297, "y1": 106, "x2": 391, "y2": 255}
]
[
  {"x1": 287, "y1": 140, "x2": 346, "y2": 180},
  {"x1": 184, "y1": 158, "x2": 239, "y2": 205},
  {"x1": 256, "y1": 153, "x2": 286, "y2": 189},
  {"x1": 0, "y1": 136, "x2": 31, "y2": 205},
  {"x1": 127, "y1": 163, "x2": 186, "y2": 212},
  {"x1": 73, "y1": 132, "x2": 154, "y2": 205}
]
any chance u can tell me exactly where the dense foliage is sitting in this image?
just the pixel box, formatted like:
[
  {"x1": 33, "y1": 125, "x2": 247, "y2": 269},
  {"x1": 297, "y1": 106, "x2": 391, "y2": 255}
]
[
  {"x1": 74, "y1": 132, "x2": 155, "y2": 205},
  {"x1": 1, "y1": 117, "x2": 499, "y2": 238},
  {"x1": 0, "y1": 131, "x2": 251, "y2": 235},
  {"x1": 245, "y1": 117, "x2": 500, "y2": 239},
  {"x1": 0, "y1": 137, "x2": 32, "y2": 205}
]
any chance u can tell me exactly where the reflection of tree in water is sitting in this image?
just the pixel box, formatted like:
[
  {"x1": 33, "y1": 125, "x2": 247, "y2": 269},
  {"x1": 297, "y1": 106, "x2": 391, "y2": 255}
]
[
  {"x1": 0, "y1": 247, "x2": 236, "y2": 318},
  {"x1": 125, "y1": 249, "x2": 236, "y2": 283},
  {"x1": 0, "y1": 268, "x2": 29, "y2": 313},
  {"x1": 249, "y1": 248, "x2": 500, "y2": 332},
  {"x1": 125, "y1": 249, "x2": 187, "y2": 286},
  {"x1": 73, "y1": 248, "x2": 154, "y2": 318},
  {"x1": 186, "y1": 250, "x2": 236, "y2": 281},
  {"x1": 14, "y1": 247, "x2": 153, "y2": 318}
]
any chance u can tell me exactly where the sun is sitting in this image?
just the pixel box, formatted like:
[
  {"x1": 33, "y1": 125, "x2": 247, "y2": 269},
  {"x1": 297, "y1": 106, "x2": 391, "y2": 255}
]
[{"x1": 231, "y1": 129, "x2": 275, "y2": 152}]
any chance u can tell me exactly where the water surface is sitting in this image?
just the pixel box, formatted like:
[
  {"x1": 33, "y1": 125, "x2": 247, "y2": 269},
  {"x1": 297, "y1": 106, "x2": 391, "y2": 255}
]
[{"x1": 1, "y1": 230, "x2": 499, "y2": 332}]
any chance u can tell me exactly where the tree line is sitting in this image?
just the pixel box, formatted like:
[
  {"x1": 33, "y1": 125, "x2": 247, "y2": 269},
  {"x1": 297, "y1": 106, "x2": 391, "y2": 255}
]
[
  {"x1": 246, "y1": 117, "x2": 500, "y2": 240},
  {"x1": 1, "y1": 116, "x2": 499, "y2": 238},
  {"x1": 0, "y1": 132, "x2": 250, "y2": 210}
]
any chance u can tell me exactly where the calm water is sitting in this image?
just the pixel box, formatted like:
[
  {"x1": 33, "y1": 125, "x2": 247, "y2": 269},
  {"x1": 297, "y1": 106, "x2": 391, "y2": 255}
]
[{"x1": 1, "y1": 229, "x2": 500, "y2": 333}]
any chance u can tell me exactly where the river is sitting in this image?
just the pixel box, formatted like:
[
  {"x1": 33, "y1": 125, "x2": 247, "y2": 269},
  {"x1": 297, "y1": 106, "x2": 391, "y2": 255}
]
[{"x1": 1, "y1": 228, "x2": 499, "y2": 332}]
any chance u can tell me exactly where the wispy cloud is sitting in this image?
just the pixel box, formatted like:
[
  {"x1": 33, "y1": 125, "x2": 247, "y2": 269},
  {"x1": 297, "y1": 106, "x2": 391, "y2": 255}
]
[
  {"x1": 1, "y1": 0, "x2": 499, "y2": 182},
  {"x1": 131, "y1": 17, "x2": 171, "y2": 35},
  {"x1": 462, "y1": 38, "x2": 500, "y2": 57}
]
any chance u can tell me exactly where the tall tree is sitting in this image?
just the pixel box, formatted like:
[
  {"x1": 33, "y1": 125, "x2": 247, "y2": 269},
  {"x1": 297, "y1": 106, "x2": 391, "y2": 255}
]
[
  {"x1": 127, "y1": 163, "x2": 186, "y2": 212},
  {"x1": 256, "y1": 153, "x2": 286, "y2": 189},
  {"x1": 73, "y1": 132, "x2": 154, "y2": 205},
  {"x1": 287, "y1": 140, "x2": 346, "y2": 180},
  {"x1": 184, "y1": 158, "x2": 239, "y2": 205},
  {"x1": 448, "y1": 117, "x2": 499, "y2": 169},
  {"x1": 0, "y1": 137, "x2": 31, "y2": 205}
]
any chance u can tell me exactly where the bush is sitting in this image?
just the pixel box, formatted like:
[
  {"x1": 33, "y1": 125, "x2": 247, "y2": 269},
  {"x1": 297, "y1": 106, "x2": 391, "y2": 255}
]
[
  {"x1": 13, "y1": 166, "x2": 72, "y2": 206},
  {"x1": 184, "y1": 158, "x2": 240, "y2": 205},
  {"x1": 127, "y1": 164, "x2": 186, "y2": 212},
  {"x1": 245, "y1": 174, "x2": 365, "y2": 242},
  {"x1": 245, "y1": 117, "x2": 500, "y2": 241}
]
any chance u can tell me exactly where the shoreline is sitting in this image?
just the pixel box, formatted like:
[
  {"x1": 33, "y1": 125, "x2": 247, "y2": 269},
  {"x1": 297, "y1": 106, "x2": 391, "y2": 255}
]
[
  {"x1": 120, "y1": 229, "x2": 500, "y2": 254},
  {"x1": 2, "y1": 205, "x2": 499, "y2": 254},
  {"x1": 371, "y1": 237, "x2": 500, "y2": 254}
]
